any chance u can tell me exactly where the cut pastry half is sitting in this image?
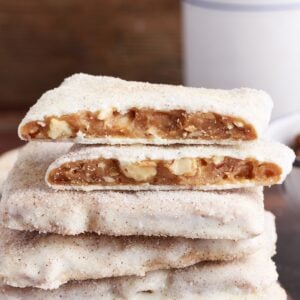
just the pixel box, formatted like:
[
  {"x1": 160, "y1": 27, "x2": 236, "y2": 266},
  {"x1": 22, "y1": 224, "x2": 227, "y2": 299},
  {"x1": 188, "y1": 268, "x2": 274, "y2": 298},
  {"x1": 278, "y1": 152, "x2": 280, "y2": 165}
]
[
  {"x1": 18, "y1": 73, "x2": 273, "y2": 145},
  {"x1": 46, "y1": 141, "x2": 294, "y2": 191}
]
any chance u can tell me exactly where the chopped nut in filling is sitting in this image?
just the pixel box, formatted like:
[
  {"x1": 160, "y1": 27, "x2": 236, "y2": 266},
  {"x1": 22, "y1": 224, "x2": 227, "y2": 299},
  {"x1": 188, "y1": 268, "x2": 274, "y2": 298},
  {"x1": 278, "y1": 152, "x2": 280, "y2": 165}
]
[
  {"x1": 47, "y1": 156, "x2": 281, "y2": 187},
  {"x1": 48, "y1": 119, "x2": 72, "y2": 139},
  {"x1": 119, "y1": 161, "x2": 157, "y2": 181},
  {"x1": 20, "y1": 109, "x2": 257, "y2": 141},
  {"x1": 168, "y1": 158, "x2": 197, "y2": 176}
]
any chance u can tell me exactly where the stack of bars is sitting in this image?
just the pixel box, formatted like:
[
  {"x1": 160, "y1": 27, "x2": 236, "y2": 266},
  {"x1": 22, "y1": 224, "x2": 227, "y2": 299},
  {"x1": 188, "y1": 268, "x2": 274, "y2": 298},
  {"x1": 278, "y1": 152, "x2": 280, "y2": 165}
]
[{"x1": 0, "y1": 74, "x2": 295, "y2": 299}]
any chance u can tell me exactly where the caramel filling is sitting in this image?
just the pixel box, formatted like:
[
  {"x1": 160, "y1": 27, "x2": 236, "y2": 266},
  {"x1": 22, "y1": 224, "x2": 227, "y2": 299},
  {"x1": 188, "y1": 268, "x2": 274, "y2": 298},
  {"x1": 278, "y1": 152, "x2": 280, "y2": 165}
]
[
  {"x1": 21, "y1": 109, "x2": 257, "y2": 141},
  {"x1": 47, "y1": 156, "x2": 281, "y2": 187}
]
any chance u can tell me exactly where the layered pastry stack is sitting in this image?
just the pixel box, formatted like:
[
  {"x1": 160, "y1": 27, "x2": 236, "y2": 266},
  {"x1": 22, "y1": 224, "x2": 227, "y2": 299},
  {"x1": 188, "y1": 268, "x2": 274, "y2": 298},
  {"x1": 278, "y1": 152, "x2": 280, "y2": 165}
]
[{"x1": 0, "y1": 74, "x2": 295, "y2": 299}]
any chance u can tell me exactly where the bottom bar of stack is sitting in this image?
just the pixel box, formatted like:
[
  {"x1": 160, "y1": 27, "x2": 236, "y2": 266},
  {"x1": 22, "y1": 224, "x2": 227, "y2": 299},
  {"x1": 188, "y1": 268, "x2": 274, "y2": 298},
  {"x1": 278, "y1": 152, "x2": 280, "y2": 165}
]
[{"x1": 0, "y1": 250, "x2": 285, "y2": 299}]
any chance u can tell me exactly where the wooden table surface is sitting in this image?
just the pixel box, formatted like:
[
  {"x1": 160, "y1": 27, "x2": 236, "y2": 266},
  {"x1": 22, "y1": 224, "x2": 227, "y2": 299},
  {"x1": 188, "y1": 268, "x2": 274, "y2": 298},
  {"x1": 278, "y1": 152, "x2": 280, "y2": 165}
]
[{"x1": 0, "y1": 130, "x2": 299, "y2": 298}]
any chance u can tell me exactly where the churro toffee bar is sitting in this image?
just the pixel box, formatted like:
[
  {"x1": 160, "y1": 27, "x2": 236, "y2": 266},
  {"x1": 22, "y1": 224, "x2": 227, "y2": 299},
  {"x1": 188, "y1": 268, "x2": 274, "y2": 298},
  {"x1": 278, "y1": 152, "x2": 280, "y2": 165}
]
[
  {"x1": 19, "y1": 74, "x2": 273, "y2": 145},
  {"x1": 46, "y1": 141, "x2": 294, "y2": 191}
]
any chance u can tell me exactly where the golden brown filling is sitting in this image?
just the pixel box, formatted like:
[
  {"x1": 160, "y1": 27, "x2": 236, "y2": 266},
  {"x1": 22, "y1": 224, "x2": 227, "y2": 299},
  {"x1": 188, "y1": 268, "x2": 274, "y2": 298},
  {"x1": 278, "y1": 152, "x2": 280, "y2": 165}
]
[
  {"x1": 47, "y1": 156, "x2": 281, "y2": 187},
  {"x1": 21, "y1": 109, "x2": 257, "y2": 141}
]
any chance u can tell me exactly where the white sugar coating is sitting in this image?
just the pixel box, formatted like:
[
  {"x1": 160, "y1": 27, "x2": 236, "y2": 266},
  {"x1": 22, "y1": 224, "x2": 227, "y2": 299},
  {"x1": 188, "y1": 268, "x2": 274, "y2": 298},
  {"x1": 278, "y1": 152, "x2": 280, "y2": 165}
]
[
  {"x1": 0, "y1": 282, "x2": 288, "y2": 300},
  {"x1": 0, "y1": 282, "x2": 286, "y2": 300},
  {"x1": 18, "y1": 73, "x2": 273, "y2": 142},
  {"x1": 0, "y1": 212, "x2": 276, "y2": 290},
  {"x1": 0, "y1": 142, "x2": 264, "y2": 239},
  {"x1": 0, "y1": 251, "x2": 281, "y2": 299},
  {"x1": 0, "y1": 147, "x2": 21, "y2": 193},
  {"x1": 46, "y1": 140, "x2": 295, "y2": 192}
]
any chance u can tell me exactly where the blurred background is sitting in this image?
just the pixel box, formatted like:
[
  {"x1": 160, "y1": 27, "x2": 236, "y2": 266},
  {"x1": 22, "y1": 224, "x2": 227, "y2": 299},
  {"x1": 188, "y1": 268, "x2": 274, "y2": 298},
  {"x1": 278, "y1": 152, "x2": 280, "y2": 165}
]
[
  {"x1": 1, "y1": 1, "x2": 300, "y2": 297},
  {"x1": 0, "y1": 0, "x2": 181, "y2": 152},
  {"x1": 3, "y1": 0, "x2": 300, "y2": 150}
]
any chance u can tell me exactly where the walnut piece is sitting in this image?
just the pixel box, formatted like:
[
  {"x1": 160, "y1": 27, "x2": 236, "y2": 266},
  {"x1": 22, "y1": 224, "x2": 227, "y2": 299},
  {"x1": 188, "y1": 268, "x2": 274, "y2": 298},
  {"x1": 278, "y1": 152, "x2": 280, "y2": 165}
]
[
  {"x1": 105, "y1": 114, "x2": 131, "y2": 129},
  {"x1": 103, "y1": 176, "x2": 115, "y2": 183},
  {"x1": 97, "y1": 108, "x2": 113, "y2": 121},
  {"x1": 233, "y1": 121, "x2": 244, "y2": 128},
  {"x1": 226, "y1": 123, "x2": 234, "y2": 130},
  {"x1": 119, "y1": 161, "x2": 157, "y2": 181},
  {"x1": 184, "y1": 125, "x2": 197, "y2": 133},
  {"x1": 168, "y1": 158, "x2": 197, "y2": 176},
  {"x1": 48, "y1": 119, "x2": 72, "y2": 139},
  {"x1": 147, "y1": 127, "x2": 160, "y2": 137},
  {"x1": 212, "y1": 156, "x2": 224, "y2": 165}
]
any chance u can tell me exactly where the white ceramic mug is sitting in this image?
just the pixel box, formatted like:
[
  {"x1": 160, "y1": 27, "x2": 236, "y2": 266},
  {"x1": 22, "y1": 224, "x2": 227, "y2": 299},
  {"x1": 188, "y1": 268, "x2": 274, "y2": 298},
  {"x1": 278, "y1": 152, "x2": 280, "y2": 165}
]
[{"x1": 182, "y1": 0, "x2": 300, "y2": 118}]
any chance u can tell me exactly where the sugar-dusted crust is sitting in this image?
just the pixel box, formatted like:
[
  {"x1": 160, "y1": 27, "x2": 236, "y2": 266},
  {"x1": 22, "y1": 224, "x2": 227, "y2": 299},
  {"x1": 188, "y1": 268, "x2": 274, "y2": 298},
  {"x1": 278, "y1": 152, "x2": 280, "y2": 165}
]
[
  {"x1": 45, "y1": 140, "x2": 295, "y2": 191},
  {"x1": 18, "y1": 73, "x2": 273, "y2": 144},
  {"x1": 0, "y1": 147, "x2": 21, "y2": 193},
  {"x1": 0, "y1": 251, "x2": 281, "y2": 299},
  {"x1": 0, "y1": 283, "x2": 286, "y2": 300},
  {"x1": 0, "y1": 142, "x2": 264, "y2": 238},
  {"x1": 0, "y1": 212, "x2": 275, "y2": 290}
]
